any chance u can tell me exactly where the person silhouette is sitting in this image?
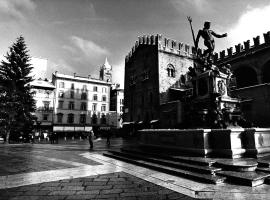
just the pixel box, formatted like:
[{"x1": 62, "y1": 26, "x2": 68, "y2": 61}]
[{"x1": 195, "y1": 21, "x2": 227, "y2": 62}]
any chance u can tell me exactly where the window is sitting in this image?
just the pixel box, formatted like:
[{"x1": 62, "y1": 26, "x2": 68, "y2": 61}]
[
  {"x1": 71, "y1": 83, "x2": 74, "y2": 89},
  {"x1": 82, "y1": 85, "x2": 87, "y2": 91},
  {"x1": 167, "y1": 64, "x2": 175, "y2": 77},
  {"x1": 80, "y1": 114, "x2": 86, "y2": 124},
  {"x1": 43, "y1": 114, "x2": 48, "y2": 121},
  {"x1": 92, "y1": 103, "x2": 97, "y2": 111},
  {"x1": 93, "y1": 94, "x2": 98, "y2": 101},
  {"x1": 101, "y1": 104, "x2": 106, "y2": 112},
  {"x1": 81, "y1": 92, "x2": 87, "y2": 100},
  {"x1": 45, "y1": 91, "x2": 50, "y2": 98},
  {"x1": 59, "y1": 82, "x2": 64, "y2": 88},
  {"x1": 93, "y1": 86, "x2": 98, "y2": 92},
  {"x1": 43, "y1": 101, "x2": 50, "y2": 110},
  {"x1": 58, "y1": 101, "x2": 64, "y2": 109},
  {"x1": 102, "y1": 95, "x2": 106, "y2": 101},
  {"x1": 80, "y1": 102, "x2": 87, "y2": 110},
  {"x1": 68, "y1": 101, "x2": 74, "y2": 110},
  {"x1": 70, "y1": 91, "x2": 74, "y2": 98},
  {"x1": 120, "y1": 99, "x2": 123, "y2": 105},
  {"x1": 102, "y1": 87, "x2": 107, "y2": 93},
  {"x1": 67, "y1": 113, "x2": 74, "y2": 124},
  {"x1": 120, "y1": 106, "x2": 123, "y2": 112},
  {"x1": 58, "y1": 91, "x2": 64, "y2": 98},
  {"x1": 57, "y1": 113, "x2": 63, "y2": 123}
]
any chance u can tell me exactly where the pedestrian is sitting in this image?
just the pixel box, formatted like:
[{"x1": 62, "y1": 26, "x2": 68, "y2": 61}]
[
  {"x1": 89, "y1": 129, "x2": 94, "y2": 150},
  {"x1": 106, "y1": 130, "x2": 111, "y2": 146}
]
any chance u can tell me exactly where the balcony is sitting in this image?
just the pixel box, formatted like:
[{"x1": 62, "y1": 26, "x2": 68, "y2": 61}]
[{"x1": 36, "y1": 107, "x2": 54, "y2": 112}]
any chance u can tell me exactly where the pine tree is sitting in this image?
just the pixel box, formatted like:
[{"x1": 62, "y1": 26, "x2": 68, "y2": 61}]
[{"x1": 0, "y1": 36, "x2": 36, "y2": 143}]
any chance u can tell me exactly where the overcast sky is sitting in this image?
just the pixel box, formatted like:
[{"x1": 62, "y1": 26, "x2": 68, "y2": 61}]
[{"x1": 0, "y1": 0, "x2": 270, "y2": 87}]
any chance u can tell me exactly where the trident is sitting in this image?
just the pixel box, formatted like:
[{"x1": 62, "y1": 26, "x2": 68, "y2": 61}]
[{"x1": 187, "y1": 16, "x2": 197, "y2": 52}]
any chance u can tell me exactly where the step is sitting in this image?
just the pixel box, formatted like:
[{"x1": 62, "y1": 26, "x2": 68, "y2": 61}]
[
  {"x1": 265, "y1": 177, "x2": 270, "y2": 185},
  {"x1": 121, "y1": 147, "x2": 215, "y2": 166},
  {"x1": 215, "y1": 159, "x2": 258, "y2": 172},
  {"x1": 256, "y1": 167, "x2": 270, "y2": 173},
  {"x1": 257, "y1": 159, "x2": 270, "y2": 168},
  {"x1": 110, "y1": 150, "x2": 221, "y2": 174},
  {"x1": 103, "y1": 152, "x2": 226, "y2": 184},
  {"x1": 217, "y1": 171, "x2": 270, "y2": 187}
]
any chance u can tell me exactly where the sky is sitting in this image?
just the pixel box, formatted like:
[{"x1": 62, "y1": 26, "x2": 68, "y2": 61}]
[{"x1": 0, "y1": 0, "x2": 270, "y2": 87}]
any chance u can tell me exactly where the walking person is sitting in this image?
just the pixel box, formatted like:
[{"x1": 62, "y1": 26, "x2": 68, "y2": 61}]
[
  {"x1": 89, "y1": 129, "x2": 94, "y2": 150},
  {"x1": 106, "y1": 130, "x2": 111, "y2": 146}
]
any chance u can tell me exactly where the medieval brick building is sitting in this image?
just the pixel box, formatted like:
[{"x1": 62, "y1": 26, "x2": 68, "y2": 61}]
[{"x1": 124, "y1": 34, "x2": 195, "y2": 127}]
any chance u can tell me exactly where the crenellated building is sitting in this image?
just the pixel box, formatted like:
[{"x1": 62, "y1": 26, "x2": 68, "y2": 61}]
[
  {"x1": 215, "y1": 31, "x2": 270, "y2": 127},
  {"x1": 124, "y1": 34, "x2": 197, "y2": 127}
]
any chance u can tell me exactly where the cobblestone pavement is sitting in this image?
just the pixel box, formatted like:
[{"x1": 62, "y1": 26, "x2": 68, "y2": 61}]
[{"x1": 0, "y1": 138, "x2": 203, "y2": 200}]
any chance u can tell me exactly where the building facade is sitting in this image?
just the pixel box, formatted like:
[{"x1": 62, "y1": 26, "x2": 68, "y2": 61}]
[
  {"x1": 215, "y1": 31, "x2": 270, "y2": 127},
  {"x1": 124, "y1": 34, "x2": 195, "y2": 127},
  {"x1": 109, "y1": 84, "x2": 124, "y2": 128},
  {"x1": 52, "y1": 71, "x2": 112, "y2": 135},
  {"x1": 30, "y1": 78, "x2": 55, "y2": 135}
]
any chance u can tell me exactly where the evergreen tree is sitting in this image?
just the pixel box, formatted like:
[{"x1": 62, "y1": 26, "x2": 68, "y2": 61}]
[{"x1": 0, "y1": 36, "x2": 36, "y2": 143}]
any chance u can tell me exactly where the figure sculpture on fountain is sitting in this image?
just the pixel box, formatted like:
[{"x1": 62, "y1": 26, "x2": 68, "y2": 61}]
[{"x1": 195, "y1": 21, "x2": 227, "y2": 64}]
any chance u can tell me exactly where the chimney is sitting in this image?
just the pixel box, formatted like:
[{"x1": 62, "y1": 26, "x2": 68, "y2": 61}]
[{"x1": 74, "y1": 73, "x2": 76, "y2": 77}]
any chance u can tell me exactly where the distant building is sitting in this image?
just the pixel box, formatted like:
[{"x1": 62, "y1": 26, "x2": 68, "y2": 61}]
[
  {"x1": 109, "y1": 84, "x2": 124, "y2": 128},
  {"x1": 30, "y1": 78, "x2": 55, "y2": 135}
]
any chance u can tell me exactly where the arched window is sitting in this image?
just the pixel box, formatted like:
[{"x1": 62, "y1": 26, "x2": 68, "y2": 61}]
[
  {"x1": 234, "y1": 67, "x2": 258, "y2": 88},
  {"x1": 167, "y1": 64, "x2": 175, "y2": 77}
]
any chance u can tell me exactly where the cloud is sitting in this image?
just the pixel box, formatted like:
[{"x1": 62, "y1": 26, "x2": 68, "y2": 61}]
[
  {"x1": 171, "y1": 0, "x2": 212, "y2": 14},
  {"x1": 69, "y1": 35, "x2": 109, "y2": 59},
  {"x1": 228, "y1": 4, "x2": 270, "y2": 46},
  {"x1": 0, "y1": 0, "x2": 36, "y2": 21}
]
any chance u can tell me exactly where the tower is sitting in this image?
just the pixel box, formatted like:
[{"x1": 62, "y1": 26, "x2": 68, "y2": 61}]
[{"x1": 99, "y1": 57, "x2": 112, "y2": 82}]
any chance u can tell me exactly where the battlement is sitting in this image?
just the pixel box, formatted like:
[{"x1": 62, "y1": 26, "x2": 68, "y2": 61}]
[
  {"x1": 215, "y1": 31, "x2": 270, "y2": 63},
  {"x1": 125, "y1": 34, "x2": 196, "y2": 63}
]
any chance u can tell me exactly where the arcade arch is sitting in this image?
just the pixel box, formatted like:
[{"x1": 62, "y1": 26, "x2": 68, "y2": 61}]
[
  {"x1": 234, "y1": 66, "x2": 258, "y2": 88},
  {"x1": 262, "y1": 60, "x2": 270, "y2": 83}
]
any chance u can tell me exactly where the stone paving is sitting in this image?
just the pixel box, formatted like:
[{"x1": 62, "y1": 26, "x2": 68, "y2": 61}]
[{"x1": 0, "y1": 138, "x2": 202, "y2": 200}]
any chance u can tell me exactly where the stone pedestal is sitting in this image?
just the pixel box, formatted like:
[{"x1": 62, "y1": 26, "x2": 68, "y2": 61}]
[
  {"x1": 139, "y1": 128, "x2": 270, "y2": 158},
  {"x1": 244, "y1": 128, "x2": 270, "y2": 157}
]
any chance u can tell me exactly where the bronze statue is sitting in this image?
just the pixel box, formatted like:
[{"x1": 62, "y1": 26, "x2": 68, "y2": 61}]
[{"x1": 195, "y1": 21, "x2": 227, "y2": 62}]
